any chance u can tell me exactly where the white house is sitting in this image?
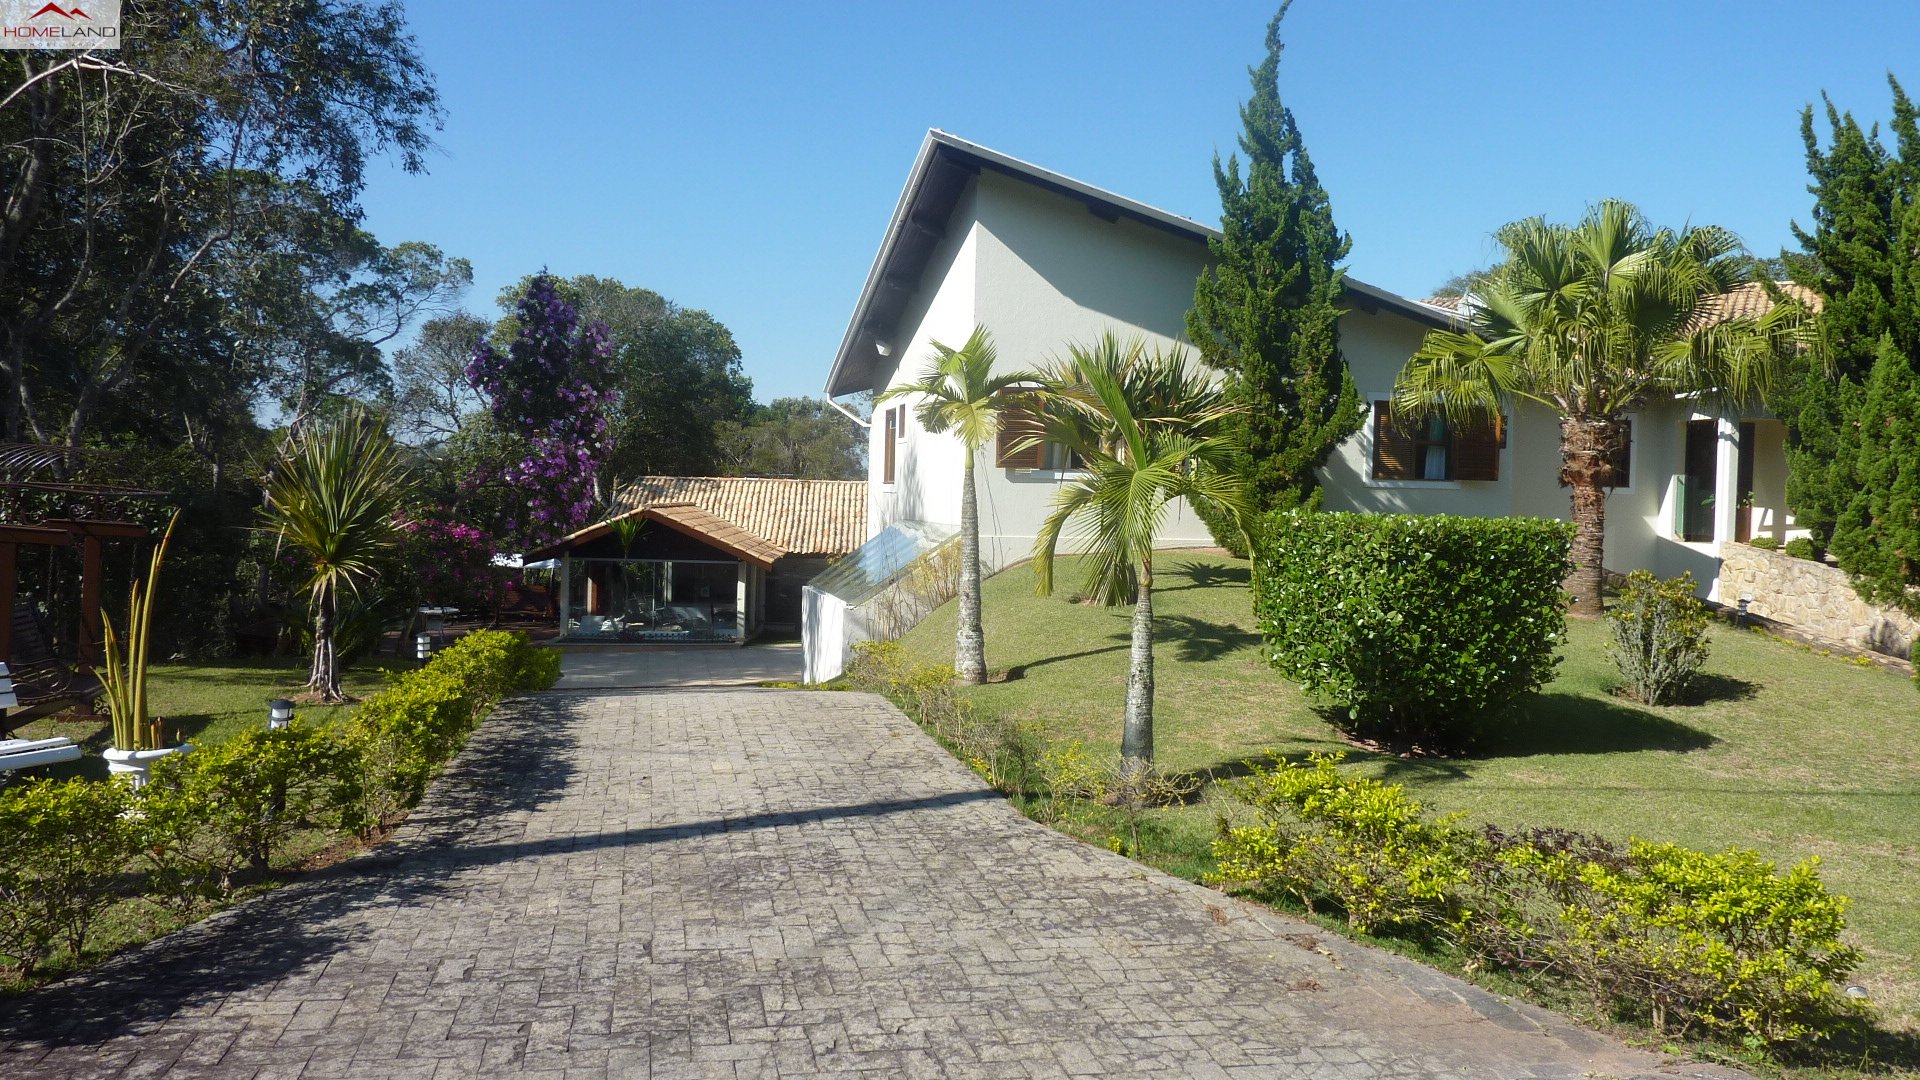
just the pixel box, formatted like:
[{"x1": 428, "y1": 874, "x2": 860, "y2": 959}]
[{"x1": 808, "y1": 131, "x2": 1796, "y2": 675}]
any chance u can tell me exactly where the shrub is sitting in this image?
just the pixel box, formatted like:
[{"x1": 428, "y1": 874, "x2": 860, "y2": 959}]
[
  {"x1": 1191, "y1": 496, "x2": 1250, "y2": 559},
  {"x1": 1784, "y1": 537, "x2": 1818, "y2": 561},
  {"x1": 0, "y1": 778, "x2": 141, "y2": 974},
  {"x1": 1211, "y1": 753, "x2": 1471, "y2": 933},
  {"x1": 1607, "y1": 570, "x2": 1712, "y2": 705},
  {"x1": 1464, "y1": 829, "x2": 1861, "y2": 1045},
  {"x1": 1745, "y1": 536, "x2": 1780, "y2": 550},
  {"x1": 340, "y1": 669, "x2": 475, "y2": 825},
  {"x1": 847, "y1": 640, "x2": 1040, "y2": 794},
  {"x1": 142, "y1": 722, "x2": 364, "y2": 892},
  {"x1": 1038, "y1": 742, "x2": 1198, "y2": 854},
  {"x1": 1213, "y1": 754, "x2": 1863, "y2": 1048},
  {"x1": 1254, "y1": 511, "x2": 1573, "y2": 752}
]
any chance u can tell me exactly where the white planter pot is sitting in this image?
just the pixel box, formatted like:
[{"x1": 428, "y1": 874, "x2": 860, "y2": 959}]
[{"x1": 103, "y1": 743, "x2": 193, "y2": 790}]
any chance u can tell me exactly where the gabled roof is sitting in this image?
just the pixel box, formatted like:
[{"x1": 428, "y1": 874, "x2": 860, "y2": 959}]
[
  {"x1": 825, "y1": 130, "x2": 1461, "y2": 398},
  {"x1": 618, "y1": 476, "x2": 867, "y2": 557},
  {"x1": 525, "y1": 502, "x2": 785, "y2": 569}
]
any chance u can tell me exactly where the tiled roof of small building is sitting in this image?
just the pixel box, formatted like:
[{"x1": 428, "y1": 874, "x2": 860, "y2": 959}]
[
  {"x1": 617, "y1": 476, "x2": 867, "y2": 557},
  {"x1": 1417, "y1": 283, "x2": 1821, "y2": 329}
]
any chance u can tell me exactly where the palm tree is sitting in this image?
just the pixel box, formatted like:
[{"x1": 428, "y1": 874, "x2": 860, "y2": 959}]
[
  {"x1": 1031, "y1": 335, "x2": 1250, "y2": 762},
  {"x1": 1393, "y1": 200, "x2": 1808, "y2": 615},
  {"x1": 876, "y1": 325, "x2": 1038, "y2": 685},
  {"x1": 262, "y1": 408, "x2": 415, "y2": 702}
]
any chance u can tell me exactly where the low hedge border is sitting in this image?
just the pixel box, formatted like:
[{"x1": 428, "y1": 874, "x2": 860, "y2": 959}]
[{"x1": 0, "y1": 630, "x2": 560, "y2": 981}]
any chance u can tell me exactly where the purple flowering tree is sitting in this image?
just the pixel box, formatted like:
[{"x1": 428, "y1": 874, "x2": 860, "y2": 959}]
[{"x1": 466, "y1": 276, "x2": 615, "y2": 545}]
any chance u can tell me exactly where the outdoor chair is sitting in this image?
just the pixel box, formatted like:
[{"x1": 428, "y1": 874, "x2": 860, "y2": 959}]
[{"x1": 2, "y1": 603, "x2": 102, "y2": 735}]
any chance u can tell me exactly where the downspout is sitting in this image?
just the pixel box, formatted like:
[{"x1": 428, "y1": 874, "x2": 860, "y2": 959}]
[{"x1": 823, "y1": 394, "x2": 871, "y2": 430}]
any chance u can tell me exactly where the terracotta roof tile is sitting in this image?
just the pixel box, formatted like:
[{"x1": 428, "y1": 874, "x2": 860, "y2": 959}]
[
  {"x1": 1419, "y1": 282, "x2": 1820, "y2": 332},
  {"x1": 618, "y1": 476, "x2": 867, "y2": 557}
]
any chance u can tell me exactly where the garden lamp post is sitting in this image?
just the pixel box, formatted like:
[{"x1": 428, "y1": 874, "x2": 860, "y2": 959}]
[{"x1": 268, "y1": 698, "x2": 294, "y2": 731}]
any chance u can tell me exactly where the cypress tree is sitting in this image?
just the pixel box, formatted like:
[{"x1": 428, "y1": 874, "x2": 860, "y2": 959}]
[
  {"x1": 1777, "y1": 77, "x2": 1920, "y2": 549},
  {"x1": 1829, "y1": 334, "x2": 1920, "y2": 616},
  {"x1": 1188, "y1": 2, "x2": 1361, "y2": 516}
]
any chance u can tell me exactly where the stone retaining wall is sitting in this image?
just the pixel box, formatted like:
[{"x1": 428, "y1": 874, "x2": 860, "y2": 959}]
[{"x1": 1717, "y1": 542, "x2": 1918, "y2": 660}]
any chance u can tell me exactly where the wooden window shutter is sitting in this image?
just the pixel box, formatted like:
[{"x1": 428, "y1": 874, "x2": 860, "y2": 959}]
[
  {"x1": 883, "y1": 406, "x2": 898, "y2": 484},
  {"x1": 1372, "y1": 402, "x2": 1414, "y2": 480},
  {"x1": 995, "y1": 391, "x2": 1045, "y2": 469},
  {"x1": 1453, "y1": 413, "x2": 1503, "y2": 481},
  {"x1": 1605, "y1": 422, "x2": 1631, "y2": 488}
]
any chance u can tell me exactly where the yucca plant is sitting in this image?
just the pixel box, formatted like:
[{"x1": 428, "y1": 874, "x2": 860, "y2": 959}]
[
  {"x1": 100, "y1": 512, "x2": 181, "y2": 751},
  {"x1": 262, "y1": 409, "x2": 416, "y2": 702}
]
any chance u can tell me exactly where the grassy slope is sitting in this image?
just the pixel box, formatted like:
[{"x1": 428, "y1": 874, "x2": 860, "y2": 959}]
[{"x1": 898, "y1": 553, "x2": 1920, "y2": 1031}]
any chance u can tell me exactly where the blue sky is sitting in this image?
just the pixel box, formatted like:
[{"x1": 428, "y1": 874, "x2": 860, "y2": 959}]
[{"x1": 356, "y1": 1, "x2": 1920, "y2": 404}]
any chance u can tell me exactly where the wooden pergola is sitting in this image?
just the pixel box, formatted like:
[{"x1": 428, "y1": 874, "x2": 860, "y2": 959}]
[{"x1": 0, "y1": 444, "x2": 161, "y2": 671}]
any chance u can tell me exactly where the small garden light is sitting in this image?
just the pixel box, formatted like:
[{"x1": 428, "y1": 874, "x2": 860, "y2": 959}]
[
  {"x1": 1737, "y1": 594, "x2": 1753, "y2": 624},
  {"x1": 268, "y1": 698, "x2": 294, "y2": 731},
  {"x1": 416, "y1": 632, "x2": 434, "y2": 661}
]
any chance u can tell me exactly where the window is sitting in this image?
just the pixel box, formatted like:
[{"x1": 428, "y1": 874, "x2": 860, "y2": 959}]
[
  {"x1": 1372, "y1": 402, "x2": 1501, "y2": 482},
  {"x1": 882, "y1": 405, "x2": 900, "y2": 484},
  {"x1": 994, "y1": 389, "x2": 1045, "y2": 468}
]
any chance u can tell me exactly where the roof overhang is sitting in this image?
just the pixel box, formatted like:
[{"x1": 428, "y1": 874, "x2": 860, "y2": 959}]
[
  {"x1": 824, "y1": 130, "x2": 1464, "y2": 398},
  {"x1": 526, "y1": 503, "x2": 783, "y2": 570}
]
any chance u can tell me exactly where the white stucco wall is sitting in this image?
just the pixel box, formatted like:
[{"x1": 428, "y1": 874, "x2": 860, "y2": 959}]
[
  {"x1": 868, "y1": 185, "x2": 978, "y2": 544},
  {"x1": 852, "y1": 158, "x2": 1793, "y2": 598},
  {"x1": 868, "y1": 170, "x2": 1222, "y2": 572}
]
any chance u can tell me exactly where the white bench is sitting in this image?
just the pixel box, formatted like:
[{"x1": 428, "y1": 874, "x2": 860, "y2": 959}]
[{"x1": 0, "y1": 736, "x2": 82, "y2": 772}]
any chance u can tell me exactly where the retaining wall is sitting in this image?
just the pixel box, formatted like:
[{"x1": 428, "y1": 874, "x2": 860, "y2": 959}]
[{"x1": 1717, "y1": 542, "x2": 1918, "y2": 660}]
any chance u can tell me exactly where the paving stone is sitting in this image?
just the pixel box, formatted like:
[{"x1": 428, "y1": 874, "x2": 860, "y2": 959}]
[{"x1": 0, "y1": 688, "x2": 1752, "y2": 1078}]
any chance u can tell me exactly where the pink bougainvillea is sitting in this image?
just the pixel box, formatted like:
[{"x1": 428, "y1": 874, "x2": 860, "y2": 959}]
[
  {"x1": 396, "y1": 516, "x2": 514, "y2": 611},
  {"x1": 466, "y1": 275, "x2": 614, "y2": 545}
]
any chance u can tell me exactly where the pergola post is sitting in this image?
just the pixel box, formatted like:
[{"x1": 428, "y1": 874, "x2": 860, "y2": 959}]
[
  {"x1": 78, "y1": 534, "x2": 102, "y2": 669},
  {"x1": 0, "y1": 542, "x2": 14, "y2": 662}
]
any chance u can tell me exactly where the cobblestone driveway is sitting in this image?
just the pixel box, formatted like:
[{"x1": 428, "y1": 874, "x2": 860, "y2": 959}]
[{"x1": 0, "y1": 689, "x2": 1746, "y2": 1079}]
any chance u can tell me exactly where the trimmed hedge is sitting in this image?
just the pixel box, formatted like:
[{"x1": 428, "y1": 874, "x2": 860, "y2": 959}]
[
  {"x1": 1254, "y1": 511, "x2": 1573, "y2": 752},
  {"x1": 1213, "y1": 754, "x2": 1864, "y2": 1047},
  {"x1": 0, "y1": 629, "x2": 558, "y2": 980}
]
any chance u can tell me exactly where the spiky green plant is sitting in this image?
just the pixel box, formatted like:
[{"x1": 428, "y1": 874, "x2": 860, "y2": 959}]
[
  {"x1": 262, "y1": 409, "x2": 416, "y2": 703},
  {"x1": 100, "y1": 512, "x2": 180, "y2": 751}
]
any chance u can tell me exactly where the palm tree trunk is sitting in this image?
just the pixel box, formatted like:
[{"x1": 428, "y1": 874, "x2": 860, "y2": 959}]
[
  {"x1": 308, "y1": 583, "x2": 343, "y2": 702},
  {"x1": 1561, "y1": 417, "x2": 1611, "y2": 616},
  {"x1": 1121, "y1": 553, "x2": 1154, "y2": 762},
  {"x1": 955, "y1": 443, "x2": 986, "y2": 684}
]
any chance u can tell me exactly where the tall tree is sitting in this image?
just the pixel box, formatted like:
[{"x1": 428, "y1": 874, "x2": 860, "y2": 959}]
[
  {"x1": 717, "y1": 397, "x2": 864, "y2": 480},
  {"x1": 0, "y1": 0, "x2": 442, "y2": 449},
  {"x1": 1829, "y1": 334, "x2": 1920, "y2": 615},
  {"x1": 495, "y1": 274, "x2": 755, "y2": 479},
  {"x1": 1776, "y1": 77, "x2": 1920, "y2": 549},
  {"x1": 467, "y1": 276, "x2": 614, "y2": 545},
  {"x1": 876, "y1": 327, "x2": 1037, "y2": 686},
  {"x1": 1187, "y1": 2, "x2": 1361, "y2": 515},
  {"x1": 1394, "y1": 201, "x2": 1807, "y2": 615},
  {"x1": 261, "y1": 409, "x2": 414, "y2": 702},
  {"x1": 1031, "y1": 336, "x2": 1249, "y2": 762},
  {"x1": 393, "y1": 312, "x2": 490, "y2": 446}
]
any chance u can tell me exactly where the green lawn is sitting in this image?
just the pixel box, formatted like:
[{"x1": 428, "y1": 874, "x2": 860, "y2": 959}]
[
  {"x1": 898, "y1": 553, "x2": 1920, "y2": 1040},
  {"x1": 12, "y1": 659, "x2": 390, "y2": 783}
]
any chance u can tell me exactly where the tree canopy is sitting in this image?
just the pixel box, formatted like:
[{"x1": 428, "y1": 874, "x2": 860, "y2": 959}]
[{"x1": 1187, "y1": 1, "x2": 1361, "y2": 516}]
